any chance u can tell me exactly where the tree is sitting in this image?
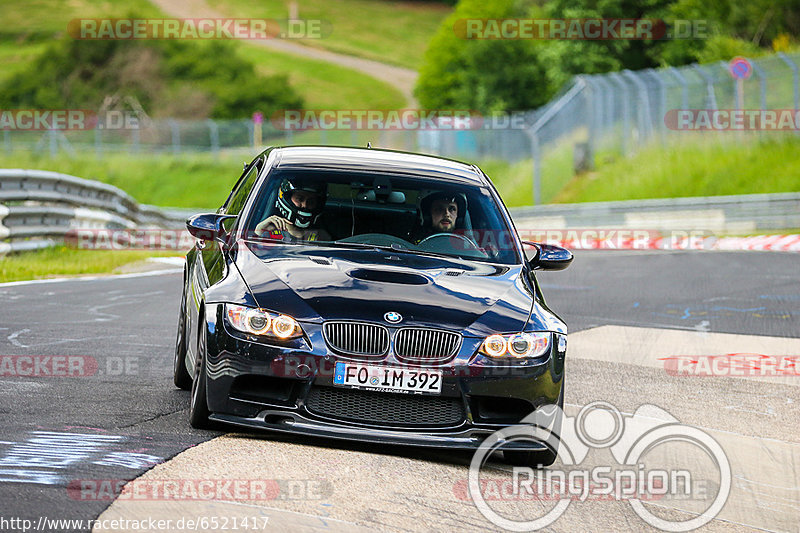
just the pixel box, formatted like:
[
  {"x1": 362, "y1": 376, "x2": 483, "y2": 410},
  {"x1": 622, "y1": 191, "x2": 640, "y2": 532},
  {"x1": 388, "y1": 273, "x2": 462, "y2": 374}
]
[{"x1": 415, "y1": 0, "x2": 553, "y2": 113}]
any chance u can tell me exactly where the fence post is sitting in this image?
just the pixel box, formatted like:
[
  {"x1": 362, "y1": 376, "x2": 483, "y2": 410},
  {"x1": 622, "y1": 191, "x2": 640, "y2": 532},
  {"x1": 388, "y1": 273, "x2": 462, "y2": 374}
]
[
  {"x1": 132, "y1": 125, "x2": 140, "y2": 153},
  {"x1": 48, "y1": 129, "x2": 57, "y2": 157},
  {"x1": 623, "y1": 69, "x2": 653, "y2": 144},
  {"x1": 578, "y1": 75, "x2": 599, "y2": 166},
  {"x1": 246, "y1": 120, "x2": 254, "y2": 148},
  {"x1": 692, "y1": 65, "x2": 717, "y2": 110},
  {"x1": 778, "y1": 52, "x2": 799, "y2": 136},
  {"x1": 169, "y1": 119, "x2": 181, "y2": 154},
  {"x1": 94, "y1": 124, "x2": 102, "y2": 158},
  {"x1": 644, "y1": 69, "x2": 667, "y2": 142},
  {"x1": 530, "y1": 131, "x2": 541, "y2": 206},
  {"x1": 750, "y1": 60, "x2": 768, "y2": 110},
  {"x1": 206, "y1": 119, "x2": 219, "y2": 155},
  {"x1": 778, "y1": 52, "x2": 799, "y2": 111},
  {"x1": 608, "y1": 73, "x2": 630, "y2": 156},
  {"x1": 668, "y1": 66, "x2": 689, "y2": 110},
  {"x1": 594, "y1": 76, "x2": 614, "y2": 137}
]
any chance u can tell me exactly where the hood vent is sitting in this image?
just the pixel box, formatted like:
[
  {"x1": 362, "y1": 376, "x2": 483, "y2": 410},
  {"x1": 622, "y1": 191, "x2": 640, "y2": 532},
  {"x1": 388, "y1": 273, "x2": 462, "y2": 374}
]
[
  {"x1": 309, "y1": 257, "x2": 332, "y2": 265},
  {"x1": 445, "y1": 270, "x2": 464, "y2": 277},
  {"x1": 348, "y1": 268, "x2": 428, "y2": 285}
]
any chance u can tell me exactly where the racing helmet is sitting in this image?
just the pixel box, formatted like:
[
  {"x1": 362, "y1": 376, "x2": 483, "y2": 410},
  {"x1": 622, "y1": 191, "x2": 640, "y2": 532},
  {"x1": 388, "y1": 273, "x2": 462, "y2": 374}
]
[{"x1": 275, "y1": 177, "x2": 327, "y2": 228}]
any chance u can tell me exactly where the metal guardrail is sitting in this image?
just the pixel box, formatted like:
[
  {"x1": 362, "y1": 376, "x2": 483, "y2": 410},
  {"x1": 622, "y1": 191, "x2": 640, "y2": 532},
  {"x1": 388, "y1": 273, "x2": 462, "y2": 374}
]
[
  {"x1": 510, "y1": 192, "x2": 800, "y2": 233},
  {"x1": 0, "y1": 169, "x2": 203, "y2": 255}
]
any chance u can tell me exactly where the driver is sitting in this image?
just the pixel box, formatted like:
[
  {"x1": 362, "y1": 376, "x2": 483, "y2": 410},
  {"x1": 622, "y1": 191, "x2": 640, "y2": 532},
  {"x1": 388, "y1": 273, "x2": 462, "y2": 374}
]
[
  {"x1": 255, "y1": 177, "x2": 330, "y2": 241},
  {"x1": 412, "y1": 191, "x2": 465, "y2": 243}
]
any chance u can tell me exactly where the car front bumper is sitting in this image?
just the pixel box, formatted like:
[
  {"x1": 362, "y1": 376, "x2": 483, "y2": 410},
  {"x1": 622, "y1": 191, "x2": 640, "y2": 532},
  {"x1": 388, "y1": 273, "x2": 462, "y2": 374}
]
[{"x1": 203, "y1": 303, "x2": 566, "y2": 450}]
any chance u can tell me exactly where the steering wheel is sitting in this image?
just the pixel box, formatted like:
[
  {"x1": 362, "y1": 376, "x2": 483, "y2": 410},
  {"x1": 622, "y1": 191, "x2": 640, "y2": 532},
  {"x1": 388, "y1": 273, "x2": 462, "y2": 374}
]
[
  {"x1": 418, "y1": 233, "x2": 487, "y2": 257},
  {"x1": 337, "y1": 233, "x2": 413, "y2": 248}
]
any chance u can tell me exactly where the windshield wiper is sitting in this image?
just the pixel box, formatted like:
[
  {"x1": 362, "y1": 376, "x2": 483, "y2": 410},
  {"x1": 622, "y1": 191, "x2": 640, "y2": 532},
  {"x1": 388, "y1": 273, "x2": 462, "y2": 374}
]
[
  {"x1": 325, "y1": 240, "x2": 467, "y2": 261},
  {"x1": 325, "y1": 241, "x2": 403, "y2": 253}
]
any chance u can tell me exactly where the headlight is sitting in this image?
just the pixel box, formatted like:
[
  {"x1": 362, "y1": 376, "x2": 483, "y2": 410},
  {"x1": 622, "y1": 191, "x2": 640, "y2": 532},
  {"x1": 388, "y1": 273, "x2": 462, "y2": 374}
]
[
  {"x1": 479, "y1": 332, "x2": 550, "y2": 358},
  {"x1": 225, "y1": 304, "x2": 302, "y2": 339}
]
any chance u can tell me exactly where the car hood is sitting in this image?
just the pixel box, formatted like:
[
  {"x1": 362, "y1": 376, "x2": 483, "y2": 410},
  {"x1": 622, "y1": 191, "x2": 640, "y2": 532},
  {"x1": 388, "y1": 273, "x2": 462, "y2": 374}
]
[{"x1": 233, "y1": 241, "x2": 542, "y2": 336}]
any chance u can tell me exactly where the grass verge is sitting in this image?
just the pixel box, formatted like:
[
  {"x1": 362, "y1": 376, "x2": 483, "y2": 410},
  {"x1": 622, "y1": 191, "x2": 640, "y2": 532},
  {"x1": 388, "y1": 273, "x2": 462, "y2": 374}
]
[
  {"x1": 555, "y1": 135, "x2": 800, "y2": 203},
  {"x1": 479, "y1": 134, "x2": 800, "y2": 208},
  {"x1": 206, "y1": 0, "x2": 449, "y2": 70},
  {"x1": 0, "y1": 1, "x2": 406, "y2": 111},
  {"x1": 0, "y1": 246, "x2": 182, "y2": 283},
  {"x1": 0, "y1": 151, "x2": 246, "y2": 209}
]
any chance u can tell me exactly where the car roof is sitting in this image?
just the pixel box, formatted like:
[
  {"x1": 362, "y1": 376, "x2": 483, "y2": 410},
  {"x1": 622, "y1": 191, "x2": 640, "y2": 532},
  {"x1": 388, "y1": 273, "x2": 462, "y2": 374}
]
[{"x1": 267, "y1": 145, "x2": 488, "y2": 186}]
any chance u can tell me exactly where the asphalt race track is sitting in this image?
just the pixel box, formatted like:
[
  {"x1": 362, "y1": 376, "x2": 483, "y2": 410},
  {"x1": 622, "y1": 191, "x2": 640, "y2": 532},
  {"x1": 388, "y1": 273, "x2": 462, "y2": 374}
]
[{"x1": 0, "y1": 250, "x2": 798, "y2": 532}]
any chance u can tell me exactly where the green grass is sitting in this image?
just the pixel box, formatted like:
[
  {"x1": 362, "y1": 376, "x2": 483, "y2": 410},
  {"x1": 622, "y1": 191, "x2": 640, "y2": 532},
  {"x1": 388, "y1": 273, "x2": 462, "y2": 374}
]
[
  {"x1": 207, "y1": 0, "x2": 450, "y2": 70},
  {"x1": 555, "y1": 135, "x2": 800, "y2": 203},
  {"x1": 0, "y1": 151, "x2": 242, "y2": 208},
  {"x1": 0, "y1": 0, "x2": 162, "y2": 34},
  {"x1": 0, "y1": 246, "x2": 179, "y2": 283},
  {"x1": 4, "y1": 134, "x2": 800, "y2": 211},
  {"x1": 244, "y1": 46, "x2": 405, "y2": 110},
  {"x1": 0, "y1": 41, "x2": 48, "y2": 82},
  {"x1": 477, "y1": 144, "x2": 575, "y2": 208},
  {"x1": 477, "y1": 135, "x2": 800, "y2": 208},
  {"x1": 0, "y1": 0, "x2": 407, "y2": 111}
]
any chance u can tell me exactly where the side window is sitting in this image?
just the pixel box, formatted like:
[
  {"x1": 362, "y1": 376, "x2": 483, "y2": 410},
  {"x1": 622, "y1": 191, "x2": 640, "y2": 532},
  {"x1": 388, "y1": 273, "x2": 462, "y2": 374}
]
[{"x1": 222, "y1": 160, "x2": 262, "y2": 232}]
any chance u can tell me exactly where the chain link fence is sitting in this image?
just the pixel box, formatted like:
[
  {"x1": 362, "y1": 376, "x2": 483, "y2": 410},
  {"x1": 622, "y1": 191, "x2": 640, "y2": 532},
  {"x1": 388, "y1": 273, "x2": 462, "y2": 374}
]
[
  {"x1": 2, "y1": 52, "x2": 798, "y2": 205},
  {"x1": 420, "y1": 51, "x2": 800, "y2": 204}
]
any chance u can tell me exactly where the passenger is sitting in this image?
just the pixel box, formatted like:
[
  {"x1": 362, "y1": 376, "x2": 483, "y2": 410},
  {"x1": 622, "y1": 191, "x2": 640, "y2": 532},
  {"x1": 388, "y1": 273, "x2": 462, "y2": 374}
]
[{"x1": 411, "y1": 191, "x2": 465, "y2": 243}]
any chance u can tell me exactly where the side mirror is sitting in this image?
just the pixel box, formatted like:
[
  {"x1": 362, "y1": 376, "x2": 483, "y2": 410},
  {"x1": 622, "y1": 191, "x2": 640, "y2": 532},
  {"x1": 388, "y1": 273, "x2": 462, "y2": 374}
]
[
  {"x1": 522, "y1": 241, "x2": 573, "y2": 271},
  {"x1": 186, "y1": 213, "x2": 237, "y2": 244}
]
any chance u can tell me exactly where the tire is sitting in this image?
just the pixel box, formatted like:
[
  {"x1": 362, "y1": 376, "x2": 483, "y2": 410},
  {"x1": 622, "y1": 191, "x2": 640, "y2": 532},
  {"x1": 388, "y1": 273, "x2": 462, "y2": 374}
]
[
  {"x1": 189, "y1": 318, "x2": 211, "y2": 429},
  {"x1": 173, "y1": 278, "x2": 192, "y2": 390},
  {"x1": 503, "y1": 380, "x2": 565, "y2": 468}
]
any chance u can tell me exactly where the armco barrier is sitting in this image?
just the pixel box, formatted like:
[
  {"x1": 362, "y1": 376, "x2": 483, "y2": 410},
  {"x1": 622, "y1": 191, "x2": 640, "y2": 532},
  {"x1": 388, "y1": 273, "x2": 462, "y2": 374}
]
[
  {"x1": 0, "y1": 169, "x2": 203, "y2": 255},
  {"x1": 510, "y1": 192, "x2": 800, "y2": 234}
]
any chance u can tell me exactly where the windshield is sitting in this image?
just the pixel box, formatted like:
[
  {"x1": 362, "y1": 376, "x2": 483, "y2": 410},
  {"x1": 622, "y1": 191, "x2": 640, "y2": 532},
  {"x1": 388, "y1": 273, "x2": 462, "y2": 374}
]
[{"x1": 242, "y1": 169, "x2": 520, "y2": 265}]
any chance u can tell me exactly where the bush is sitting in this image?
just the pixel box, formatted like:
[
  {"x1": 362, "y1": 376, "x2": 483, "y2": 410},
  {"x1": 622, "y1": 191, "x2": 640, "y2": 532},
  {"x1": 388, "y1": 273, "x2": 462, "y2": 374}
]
[
  {"x1": 0, "y1": 37, "x2": 303, "y2": 119},
  {"x1": 415, "y1": 0, "x2": 553, "y2": 114}
]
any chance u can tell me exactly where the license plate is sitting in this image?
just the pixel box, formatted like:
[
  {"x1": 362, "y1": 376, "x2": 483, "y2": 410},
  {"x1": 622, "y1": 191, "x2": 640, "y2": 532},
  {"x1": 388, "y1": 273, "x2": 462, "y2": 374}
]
[{"x1": 333, "y1": 362, "x2": 442, "y2": 394}]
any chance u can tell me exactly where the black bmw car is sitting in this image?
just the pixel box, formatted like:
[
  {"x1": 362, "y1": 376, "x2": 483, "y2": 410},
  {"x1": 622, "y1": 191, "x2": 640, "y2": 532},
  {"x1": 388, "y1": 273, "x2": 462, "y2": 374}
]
[{"x1": 175, "y1": 146, "x2": 572, "y2": 466}]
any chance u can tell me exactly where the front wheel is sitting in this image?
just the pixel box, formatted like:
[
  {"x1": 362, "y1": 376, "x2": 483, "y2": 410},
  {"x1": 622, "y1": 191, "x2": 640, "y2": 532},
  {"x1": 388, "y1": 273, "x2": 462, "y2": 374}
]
[{"x1": 189, "y1": 321, "x2": 211, "y2": 429}]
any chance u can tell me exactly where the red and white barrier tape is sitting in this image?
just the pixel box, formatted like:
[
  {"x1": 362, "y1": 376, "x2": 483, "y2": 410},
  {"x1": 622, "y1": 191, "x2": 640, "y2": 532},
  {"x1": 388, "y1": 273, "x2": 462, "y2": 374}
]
[{"x1": 541, "y1": 234, "x2": 800, "y2": 252}]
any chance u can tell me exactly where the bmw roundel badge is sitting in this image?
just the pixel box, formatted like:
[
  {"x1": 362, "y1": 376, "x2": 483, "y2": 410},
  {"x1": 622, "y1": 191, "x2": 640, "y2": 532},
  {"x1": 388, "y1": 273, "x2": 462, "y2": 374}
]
[{"x1": 384, "y1": 311, "x2": 402, "y2": 324}]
